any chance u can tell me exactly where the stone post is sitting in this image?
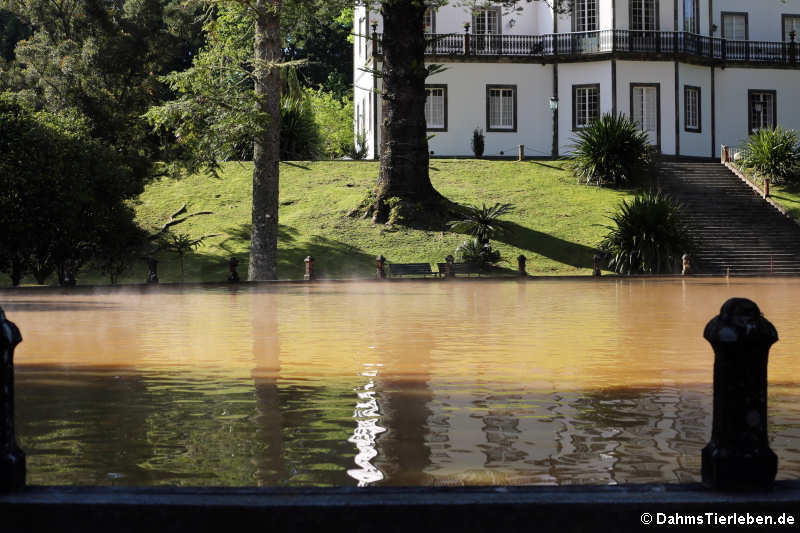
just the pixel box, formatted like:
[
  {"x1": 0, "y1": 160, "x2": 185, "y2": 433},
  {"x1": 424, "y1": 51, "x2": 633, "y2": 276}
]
[
  {"x1": 304, "y1": 256, "x2": 315, "y2": 281},
  {"x1": 764, "y1": 178, "x2": 770, "y2": 199},
  {"x1": 592, "y1": 254, "x2": 602, "y2": 277},
  {"x1": 0, "y1": 308, "x2": 25, "y2": 492},
  {"x1": 702, "y1": 298, "x2": 778, "y2": 491},
  {"x1": 228, "y1": 257, "x2": 240, "y2": 283},
  {"x1": 517, "y1": 145, "x2": 525, "y2": 161},
  {"x1": 681, "y1": 253, "x2": 692, "y2": 275},
  {"x1": 721, "y1": 145, "x2": 729, "y2": 164},
  {"x1": 445, "y1": 254, "x2": 455, "y2": 278},
  {"x1": 376, "y1": 255, "x2": 386, "y2": 280},
  {"x1": 146, "y1": 257, "x2": 159, "y2": 284},
  {"x1": 517, "y1": 254, "x2": 527, "y2": 277}
]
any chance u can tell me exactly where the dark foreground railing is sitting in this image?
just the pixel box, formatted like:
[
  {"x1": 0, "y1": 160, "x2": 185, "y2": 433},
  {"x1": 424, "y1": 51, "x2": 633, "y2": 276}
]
[
  {"x1": 1, "y1": 298, "x2": 798, "y2": 532},
  {"x1": 374, "y1": 29, "x2": 800, "y2": 66}
]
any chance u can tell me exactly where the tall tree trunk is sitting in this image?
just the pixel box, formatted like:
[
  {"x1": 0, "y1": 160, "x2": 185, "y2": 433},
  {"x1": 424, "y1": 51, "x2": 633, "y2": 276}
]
[
  {"x1": 373, "y1": 0, "x2": 443, "y2": 223},
  {"x1": 249, "y1": 0, "x2": 282, "y2": 280}
]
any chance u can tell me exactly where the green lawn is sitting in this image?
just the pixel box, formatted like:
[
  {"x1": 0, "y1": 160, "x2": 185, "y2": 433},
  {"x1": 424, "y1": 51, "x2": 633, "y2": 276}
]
[
  {"x1": 731, "y1": 163, "x2": 800, "y2": 220},
  {"x1": 40, "y1": 160, "x2": 639, "y2": 284}
]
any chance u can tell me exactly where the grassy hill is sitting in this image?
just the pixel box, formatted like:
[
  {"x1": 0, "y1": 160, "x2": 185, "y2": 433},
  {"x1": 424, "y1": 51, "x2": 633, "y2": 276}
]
[{"x1": 73, "y1": 160, "x2": 638, "y2": 284}]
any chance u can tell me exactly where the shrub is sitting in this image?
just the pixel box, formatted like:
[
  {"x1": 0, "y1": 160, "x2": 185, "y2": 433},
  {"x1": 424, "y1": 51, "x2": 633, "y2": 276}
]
[
  {"x1": 600, "y1": 190, "x2": 695, "y2": 275},
  {"x1": 739, "y1": 127, "x2": 800, "y2": 185},
  {"x1": 448, "y1": 202, "x2": 515, "y2": 243},
  {"x1": 342, "y1": 130, "x2": 369, "y2": 160},
  {"x1": 280, "y1": 95, "x2": 321, "y2": 160},
  {"x1": 471, "y1": 127, "x2": 484, "y2": 158},
  {"x1": 307, "y1": 89, "x2": 354, "y2": 159},
  {"x1": 568, "y1": 113, "x2": 651, "y2": 187},
  {"x1": 456, "y1": 237, "x2": 502, "y2": 271}
]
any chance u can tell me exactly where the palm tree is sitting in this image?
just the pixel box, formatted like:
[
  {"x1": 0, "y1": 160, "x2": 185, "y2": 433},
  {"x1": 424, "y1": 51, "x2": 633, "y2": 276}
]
[{"x1": 447, "y1": 202, "x2": 515, "y2": 243}]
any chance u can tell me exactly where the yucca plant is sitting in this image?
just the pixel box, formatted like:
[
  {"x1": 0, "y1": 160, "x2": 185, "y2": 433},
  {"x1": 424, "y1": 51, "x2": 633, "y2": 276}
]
[
  {"x1": 600, "y1": 190, "x2": 695, "y2": 275},
  {"x1": 568, "y1": 113, "x2": 651, "y2": 187},
  {"x1": 455, "y1": 237, "x2": 502, "y2": 270},
  {"x1": 739, "y1": 127, "x2": 800, "y2": 185},
  {"x1": 448, "y1": 202, "x2": 515, "y2": 243}
]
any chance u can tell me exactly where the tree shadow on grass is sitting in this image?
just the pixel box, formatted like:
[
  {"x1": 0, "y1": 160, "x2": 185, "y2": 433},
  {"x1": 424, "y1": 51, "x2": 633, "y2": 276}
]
[
  {"x1": 496, "y1": 221, "x2": 600, "y2": 269},
  {"x1": 278, "y1": 233, "x2": 376, "y2": 279},
  {"x1": 522, "y1": 160, "x2": 566, "y2": 171}
]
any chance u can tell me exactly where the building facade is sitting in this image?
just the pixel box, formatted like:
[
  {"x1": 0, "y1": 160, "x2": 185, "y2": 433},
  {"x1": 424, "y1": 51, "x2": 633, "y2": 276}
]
[{"x1": 354, "y1": 1, "x2": 800, "y2": 159}]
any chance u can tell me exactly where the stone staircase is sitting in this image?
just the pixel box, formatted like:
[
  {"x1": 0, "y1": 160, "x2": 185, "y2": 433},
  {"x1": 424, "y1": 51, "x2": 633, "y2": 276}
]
[{"x1": 657, "y1": 160, "x2": 800, "y2": 275}]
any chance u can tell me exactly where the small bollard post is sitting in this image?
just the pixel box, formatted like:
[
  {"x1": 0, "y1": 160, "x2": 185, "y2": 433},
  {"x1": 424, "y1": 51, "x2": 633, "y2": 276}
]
[
  {"x1": 376, "y1": 255, "x2": 386, "y2": 280},
  {"x1": 682, "y1": 253, "x2": 692, "y2": 275},
  {"x1": 721, "y1": 145, "x2": 729, "y2": 164},
  {"x1": 445, "y1": 254, "x2": 455, "y2": 278},
  {"x1": 0, "y1": 307, "x2": 25, "y2": 492},
  {"x1": 592, "y1": 254, "x2": 602, "y2": 277},
  {"x1": 764, "y1": 177, "x2": 770, "y2": 199},
  {"x1": 146, "y1": 257, "x2": 159, "y2": 284},
  {"x1": 517, "y1": 254, "x2": 527, "y2": 277},
  {"x1": 518, "y1": 145, "x2": 525, "y2": 161},
  {"x1": 227, "y1": 257, "x2": 240, "y2": 283},
  {"x1": 304, "y1": 256, "x2": 315, "y2": 281},
  {"x1": 702, "y1": 298, "x2": 778, "y2": 491}
]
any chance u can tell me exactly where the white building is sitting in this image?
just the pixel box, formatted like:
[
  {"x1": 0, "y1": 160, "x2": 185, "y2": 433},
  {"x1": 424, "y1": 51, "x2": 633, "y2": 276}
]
[{"x1": 354, "y1": 1, "x2": 800, "y2": 159}]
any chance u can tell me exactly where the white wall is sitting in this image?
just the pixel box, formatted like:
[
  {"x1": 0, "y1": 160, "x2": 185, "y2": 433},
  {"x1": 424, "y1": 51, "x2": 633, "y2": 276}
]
[
  {"x1": 558, "y1": 61, "x2": 613, "y2": 154},
  {"x1": 424, "y1": 63, "x2": 554, "y2": 157},
  {"x1": 615, "y1": 60, "x2": 676, "y2": 154},
  {"x1": 678, "y1": 63, "x2": 713, "y2": 158},
  {"x1": 715, "y1": 67, "x2": 800, "y2": 157}
]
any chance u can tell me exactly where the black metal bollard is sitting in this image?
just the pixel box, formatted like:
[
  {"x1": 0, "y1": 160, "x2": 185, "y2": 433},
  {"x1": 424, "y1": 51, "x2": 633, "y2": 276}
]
[
  {"x1": 702, "y1": 298, "x2": 778, "y2": 491},
  {"x1": 376, "y1": 255, "x2": 386, "y2": 280},
  {"x1": 304, "y1": 256, "x2": 315, "y2": 281},
  {"x1": 0, "y1": 307, "x2": 25, "y2": 492},
  {"x1": 146, "y1": 257, "x2": 159, "y2": 284},
  {"x1": 444, "y1": 254, "x2": 455, "y2": 278},
  {"x1": 682, "y1": 253, "x2": 692, "y2": 275},
  {"x1": 228, "y1": 257, "x2": 240, "y2": 283},
  {"x1": 517, "y1": 254, "x2": 527, "y2": 277},
  {"x1": 592, "y1": 254, "x2": 602, "y2": 277}
]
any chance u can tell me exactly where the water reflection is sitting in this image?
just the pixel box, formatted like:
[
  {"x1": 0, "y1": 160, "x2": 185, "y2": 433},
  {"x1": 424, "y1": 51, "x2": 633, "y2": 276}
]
[
  {"x1": 347, "y1": 363, "x2": 386, "y2": 485},
  {"x1": 8, "y1": 279, "x2": 800, "y2": 486}
]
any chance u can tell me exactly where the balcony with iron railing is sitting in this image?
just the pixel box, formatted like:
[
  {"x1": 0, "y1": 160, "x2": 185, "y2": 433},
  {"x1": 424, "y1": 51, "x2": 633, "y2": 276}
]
[{"x1": 371, "y1": 29, "x2": 800, "y2": 66}]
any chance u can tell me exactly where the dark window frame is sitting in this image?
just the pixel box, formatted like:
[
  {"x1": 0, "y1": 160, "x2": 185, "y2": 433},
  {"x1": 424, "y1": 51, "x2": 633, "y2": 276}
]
[
  {"x1": 781, "y1": 14, "x2": 800, "y2": 42},
  {"x1": 572, "y1": 83, "x2": 601, "y2": 131},
  {"x1": 424, "y1": 84, "x2": 448, "y2": 132},
  {"x1": 721, "y1": 11, "x2": 749, "y2": 40},
  {"x1": 629, "y1": 82, "x2": 661, "y2": 147},
  {"x1": 748, "y1": 89, "x2": 777, "y2": 135},
  {"x1": 572, "y1": 0, "x2": 599, "y2": 32},
  {"x1": 486, "y1": 84, "x2": 517, "y2": 133},
  {"x1": 472, "y1": 7, "x2": 502, "y2": 35},
  {"x1": 629, "y1": 0, "x2": 660, "y2": 31},
  {"x1": 684, "y1": 85, "x2": 701, "y2": 133},
  {"x1": 683, "y1": 0, "x2": 700, "y2": 33},
  {"x1": 424, "y1": 7, "x2": 437, "y2": 34}
]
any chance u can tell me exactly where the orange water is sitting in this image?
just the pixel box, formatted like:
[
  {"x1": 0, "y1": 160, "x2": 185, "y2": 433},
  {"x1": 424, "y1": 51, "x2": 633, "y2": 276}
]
[{"x1": 6, "y1": 278, "x2": 800, "y2": 486}]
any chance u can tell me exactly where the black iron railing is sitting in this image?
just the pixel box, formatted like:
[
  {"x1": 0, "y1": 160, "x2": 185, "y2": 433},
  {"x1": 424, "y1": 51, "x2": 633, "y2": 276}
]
[{"x1": 372, "y1": 29, "x2": 800, "y2": 65}]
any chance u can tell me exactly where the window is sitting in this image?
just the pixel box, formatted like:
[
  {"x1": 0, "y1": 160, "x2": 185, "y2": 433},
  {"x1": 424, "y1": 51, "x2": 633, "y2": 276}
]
[
  {"x1": 424, "y1": 8, "x2": 436, "y2": 33},
  {"x1": 486, "y1": 85, "x2": 516, "y2": 132},
  {"x1": 749, "y1": 90, "x2": 776, "y2": 134},
  {"x1": 683, "y1": 0, "x2": 699, "y2": 33},
  {"x1": 684, "y1": 86, "x2": 701, "y2": 132},
  {"x1": 473, "y1": 8, "x2": 501, "y2": 35},
  {"x1": 631, "y1": 84, "x2": 660, "y2": 145},
  {"x1": 630, "y1": 0, "x2": 659, "y2": 31},
  {"x1": 722, "y1": 12, "x2": 748, "y2": 40},
  {"x1": 425, "y1": 85, "x2": 447, "y2": 131},
  {"x1": 572, "y1": 84, "x2": 600, "y2": 130},
  {"x1": 782, "y1": 15, "x2": 800, "y2": 41},
  {"x1": 573, "y1": 0, "x2": 598, "y2": 32}
]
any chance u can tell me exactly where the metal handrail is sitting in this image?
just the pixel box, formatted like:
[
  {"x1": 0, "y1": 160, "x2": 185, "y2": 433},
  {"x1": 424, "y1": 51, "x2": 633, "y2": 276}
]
[{"x1": 372, "y1": 29, "x2": 800, "y2": 65}]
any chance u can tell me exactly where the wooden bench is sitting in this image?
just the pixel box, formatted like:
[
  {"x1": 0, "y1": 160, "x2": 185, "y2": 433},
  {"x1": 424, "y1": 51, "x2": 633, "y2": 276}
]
[
  {"x1": 437, "y1": 262, "x2": 483, "y2": 277},
  {"x1": 388, "y1": 263, "x2": 434, "y2": 278}
]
